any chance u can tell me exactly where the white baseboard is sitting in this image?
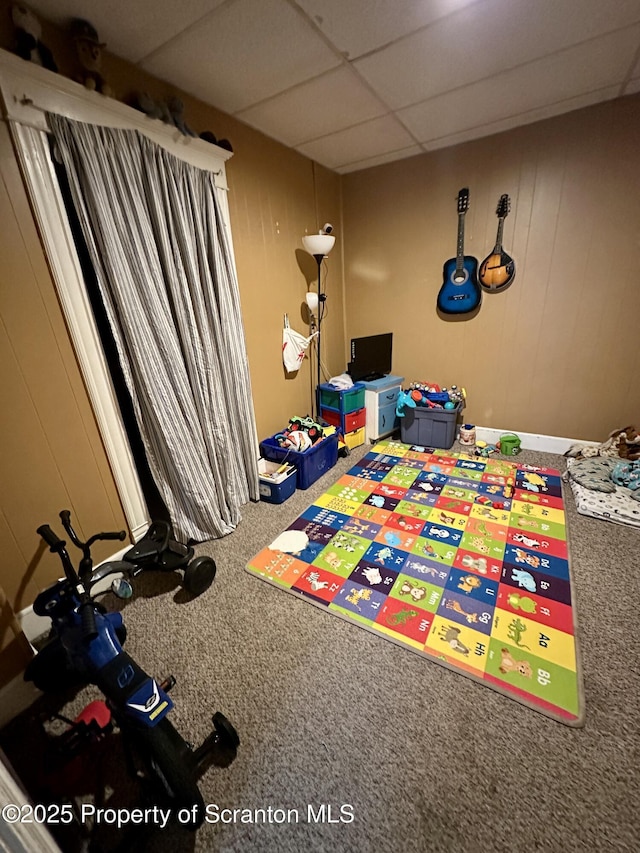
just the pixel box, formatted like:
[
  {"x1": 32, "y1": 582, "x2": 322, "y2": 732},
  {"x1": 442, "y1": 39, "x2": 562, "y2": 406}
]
[{"x1": 474, "y1": 426, "x2": 598, "y2": 456}]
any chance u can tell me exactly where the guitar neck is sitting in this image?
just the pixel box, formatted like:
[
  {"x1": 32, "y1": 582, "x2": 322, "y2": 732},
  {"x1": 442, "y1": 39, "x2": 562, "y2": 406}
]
[
  {"x1": 493, "y1": 217, "x2": 505, "y2": 252},
  {"x1": 456, "y1": 213, "x2": 466, "y2": 272}
]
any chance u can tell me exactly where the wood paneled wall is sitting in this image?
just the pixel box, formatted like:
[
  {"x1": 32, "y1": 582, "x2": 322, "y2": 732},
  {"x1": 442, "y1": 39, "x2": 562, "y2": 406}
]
[
  {"x1": 0, "y1": 121, "x2": 129, "y2": 679},
  {"x1": 342, "y1": 94, "x2": 640, "y2": 441}
]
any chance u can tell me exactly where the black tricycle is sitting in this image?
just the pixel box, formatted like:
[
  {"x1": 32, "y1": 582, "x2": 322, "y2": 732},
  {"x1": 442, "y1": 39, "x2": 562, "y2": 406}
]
[{"x1": 123, "y1": 518, "x2": 217, "y2": 597}]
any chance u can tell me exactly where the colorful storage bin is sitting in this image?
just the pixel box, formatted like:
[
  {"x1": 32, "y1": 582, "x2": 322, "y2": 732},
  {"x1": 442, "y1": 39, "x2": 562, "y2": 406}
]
[
  {"x1": 343, "y1": 427, "x2": 365, "y2": 449},
  {"x1": 317, "y1": 383, "x2": 366, "y2": 414},
  {"x1": 320, "y1": 406, "x2": 366, "y2": 433},
  {"x1": 260, "y1": 432, "x2": 339, "y2": 490}
]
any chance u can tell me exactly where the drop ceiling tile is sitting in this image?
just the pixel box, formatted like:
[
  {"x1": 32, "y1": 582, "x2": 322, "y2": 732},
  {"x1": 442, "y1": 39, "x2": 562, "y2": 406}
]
[
  {"x1": 237, "y1": 67, "x2": 387, "y2": 146},
  {"x1": 140, "y1": 0, "x2": 341, "y2": 113},
  {"x1": 295, "y1": 0, "x2": 481, "y2": 59},
  {"x1": 398, "y1": 26, "x2": 640, "y2": 142},
  {"x1": 422, "y1": 86, "x2": 621, "y2": 151},
  {"x1": 354, "y1": 0, "x2": 640, "y2": 109},
  {"x1": 296, "y1": 115, "x2": 417, "y2": 169},
  {"x1": 336, "y1": 145, "x2": 423, "y2": 174},
  {"x1": 27, "y1": 0, "x2": 227, "y2": 63}
]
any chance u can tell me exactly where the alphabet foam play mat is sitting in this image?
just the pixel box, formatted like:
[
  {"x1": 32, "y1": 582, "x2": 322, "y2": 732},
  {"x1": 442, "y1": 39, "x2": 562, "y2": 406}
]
[{"x1": 246, "y1": 440, "x2": 583, "y2": 726}]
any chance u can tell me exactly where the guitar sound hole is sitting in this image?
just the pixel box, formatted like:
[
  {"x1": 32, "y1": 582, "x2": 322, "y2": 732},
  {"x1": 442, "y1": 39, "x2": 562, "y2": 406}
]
[{"x1": 452, "y1": 269, "x2": 468, "y2": 285}]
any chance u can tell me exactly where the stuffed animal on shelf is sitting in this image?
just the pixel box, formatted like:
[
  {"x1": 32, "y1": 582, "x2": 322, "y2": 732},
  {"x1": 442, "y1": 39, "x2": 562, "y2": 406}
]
[
  {"x1": 200, "y1": 130, "x2": 233, "y2": 152},
  {"x1": 70, "y1": 18, "x2": 113, "y2": 97},
  {"x1": 167, "y1": 97, "x2": 196, "y2": 137},
  {"x1": 11, "y1": 3, "x2": 58, "y2": 71},
  {"x1": 131, "y1": 91, "x2": 174, "y2": 125}
]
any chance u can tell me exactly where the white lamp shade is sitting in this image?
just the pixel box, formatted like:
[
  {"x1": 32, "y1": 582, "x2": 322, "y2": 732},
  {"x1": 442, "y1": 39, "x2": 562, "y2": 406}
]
[
  {"x1": 305, "y1": 291, "x2": 319, "y2": 312},
  {"x1": 302, "y1": 234, "x2": 335, "y2": 256}
]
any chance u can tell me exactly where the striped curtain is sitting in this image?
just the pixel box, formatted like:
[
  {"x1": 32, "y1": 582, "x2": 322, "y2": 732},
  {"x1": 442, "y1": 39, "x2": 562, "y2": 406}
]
[{"x1": 49, "y1": 114, "x2": 259, "y2": 542}]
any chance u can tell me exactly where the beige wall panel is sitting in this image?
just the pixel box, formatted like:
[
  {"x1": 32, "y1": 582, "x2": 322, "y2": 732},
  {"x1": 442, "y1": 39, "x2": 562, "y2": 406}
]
[
  {"x1": 0, "y1": 126, "x2": 129, "y2": 614},
  {"x1": 344, "y1": 95, "x2": 640, "y2": 441}
]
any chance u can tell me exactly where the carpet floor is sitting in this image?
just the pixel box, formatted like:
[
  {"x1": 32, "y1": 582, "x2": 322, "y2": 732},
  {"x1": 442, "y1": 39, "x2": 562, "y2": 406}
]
[{"x1": 2, "y1": 440, "x2": 640, "y2": 853}]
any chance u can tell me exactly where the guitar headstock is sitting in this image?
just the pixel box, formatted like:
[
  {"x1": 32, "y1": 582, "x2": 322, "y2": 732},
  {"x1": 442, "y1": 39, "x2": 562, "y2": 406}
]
[
  {"x1": 496, "y1": 194, "x2": 510, "y2": 218},
  {"x1": 457, "y1": 188, "x2": 470, "y2": 214}
]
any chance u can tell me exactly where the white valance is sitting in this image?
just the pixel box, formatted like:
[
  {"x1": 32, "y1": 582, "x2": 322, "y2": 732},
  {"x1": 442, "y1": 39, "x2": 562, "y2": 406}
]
[{"x1": 0, "y1": 47, "x2": 232, "y2": 190}]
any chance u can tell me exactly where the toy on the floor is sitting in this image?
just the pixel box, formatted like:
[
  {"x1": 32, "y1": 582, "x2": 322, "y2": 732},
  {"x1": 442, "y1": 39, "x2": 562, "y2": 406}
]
[
  {"x1": 565, "y1": 425, "x2": 640, "y2": 462},
  {"x1": 26, "y1": 511, "x2": 238, "y2": 830},
  {"x1": 499, "y1": 433, "x2": 522, "y2": 455},
  {"x1": 123, "y1": 519, "x2": 217, "y2": 595},
  {"x1": 459, "y1": 423, "x2": 476, "y2": 446},
  {"x1": 475, "y1": 440, "x2": 498, "y2": 457}
]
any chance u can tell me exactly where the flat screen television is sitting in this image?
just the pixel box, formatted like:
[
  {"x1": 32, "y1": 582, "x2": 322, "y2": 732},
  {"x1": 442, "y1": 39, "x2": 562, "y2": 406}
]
[{"x1": 348, "y1": 333, "x2": 393, "y2": 382}]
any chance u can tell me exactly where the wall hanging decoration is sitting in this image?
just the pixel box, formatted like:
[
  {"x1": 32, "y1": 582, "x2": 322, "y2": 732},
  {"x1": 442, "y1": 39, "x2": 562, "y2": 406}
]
[
  {"x1": 479, "y1": 193, "x2": 516, "y2": 292},
  {"x1": 436, "y1": 188, "x2": 481, "y2": 315}
]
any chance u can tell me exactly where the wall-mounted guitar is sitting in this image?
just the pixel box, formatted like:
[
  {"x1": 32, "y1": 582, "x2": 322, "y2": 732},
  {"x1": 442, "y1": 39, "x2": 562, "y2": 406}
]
[
  {"x1": 478, "y1": 193, "x2": 515, "y2": 292},
  {"x1": 436, "y1": 187, "x2": 481, "y2": 315}
]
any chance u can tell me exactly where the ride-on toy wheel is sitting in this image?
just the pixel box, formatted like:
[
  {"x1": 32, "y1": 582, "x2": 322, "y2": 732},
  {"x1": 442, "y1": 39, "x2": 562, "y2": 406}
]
[
  {"x1": 212, "y1": 711, "x2": 240, "y2": 750},
  {"x1": 135, "y1": 718, "x2": 204, "y2": 829},
  {"x1": 182, "y1": 556, "x2": 216, "y2": 595}
]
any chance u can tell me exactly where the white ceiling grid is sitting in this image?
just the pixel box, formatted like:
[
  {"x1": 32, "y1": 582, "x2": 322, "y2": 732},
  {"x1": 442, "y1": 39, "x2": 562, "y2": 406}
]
[{"x1": 25, "y1": 0, "x2": 640, "y2": 173}]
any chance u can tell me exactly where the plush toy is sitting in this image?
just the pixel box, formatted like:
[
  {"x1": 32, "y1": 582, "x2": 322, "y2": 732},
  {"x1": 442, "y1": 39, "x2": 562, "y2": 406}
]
[
  {"x1": 131, "y1": 91, "x2": 176, "y2": 125},
  {"x1": 396, "y1": 390, "x2": 416, "y2": 418},
  {"x1": 276, "y1": 430, "x2": 312, "y2": 452},
  {"x1": 167, "y1": 97, "x2": 197, "y2": 137},
  {"x1": 200, "y1": 130, "x2": 234, "y2": 152},
  {"x1": 610, "y1": 460, "x2": 640, "y2": 491},
  {"x1": 70, "y1": 19, "x2": 113, "y2": 97},
  {"x1": 565, "y1": 425, "x2": 640, "y2": 462},
  {"x1": 11, "y1": 3, "x2": 57, "y2": 71}
]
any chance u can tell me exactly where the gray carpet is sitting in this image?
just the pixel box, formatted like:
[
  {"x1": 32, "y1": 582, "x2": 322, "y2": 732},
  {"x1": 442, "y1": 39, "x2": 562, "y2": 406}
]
[{"x1": 4, "y1": 441, "x2": 640, "y2": 852}]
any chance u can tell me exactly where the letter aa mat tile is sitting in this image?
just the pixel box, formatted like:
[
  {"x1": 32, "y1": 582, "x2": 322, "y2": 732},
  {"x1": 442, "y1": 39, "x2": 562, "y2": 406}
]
[{"x1": 246, "y1": 440, "x2": 584, "y2": 725}]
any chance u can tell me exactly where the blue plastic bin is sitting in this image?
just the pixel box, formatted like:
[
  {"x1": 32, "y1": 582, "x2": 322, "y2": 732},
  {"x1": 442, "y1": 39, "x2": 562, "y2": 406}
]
[
  {"x1": 258, "y1": 470, "x2": 296, "y2": 503},
  {"x1": 260, "y1": 432, "x2": 339, "y2": 490}
]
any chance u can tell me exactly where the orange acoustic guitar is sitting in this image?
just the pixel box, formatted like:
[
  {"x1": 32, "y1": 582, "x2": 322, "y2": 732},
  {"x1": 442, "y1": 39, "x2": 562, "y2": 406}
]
[{"x1": 479, "y1": 194, "x2": 515, "y2": 292}]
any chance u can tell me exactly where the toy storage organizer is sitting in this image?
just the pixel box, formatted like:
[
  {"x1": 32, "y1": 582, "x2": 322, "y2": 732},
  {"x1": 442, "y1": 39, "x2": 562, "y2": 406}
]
[
  {"x1": 318, "y1": 382, "x2": 366, "y2": 449},
  {"x1": 260, "y1": 432, "x2": 339, "y2": 490},
  {"x1": 399, "y1": 403, "x2": 462, "y2": 449}
]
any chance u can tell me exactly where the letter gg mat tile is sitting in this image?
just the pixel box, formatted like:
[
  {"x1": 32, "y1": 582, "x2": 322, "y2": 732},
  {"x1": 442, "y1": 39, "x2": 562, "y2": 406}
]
[{"x1": 246, "y1": 440, "x2": 583, "y2": 725}]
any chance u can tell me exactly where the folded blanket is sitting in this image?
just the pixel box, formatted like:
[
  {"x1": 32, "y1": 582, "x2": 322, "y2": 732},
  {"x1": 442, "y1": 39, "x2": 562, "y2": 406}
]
[{"x1": 565, "y1": 458, "x2": 640, "y2": 527}]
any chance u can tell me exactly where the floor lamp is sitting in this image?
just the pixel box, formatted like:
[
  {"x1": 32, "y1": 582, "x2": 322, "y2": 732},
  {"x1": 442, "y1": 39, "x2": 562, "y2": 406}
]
[{"x1": 302, "y1": 230, "x2": 335, "y2": 418}]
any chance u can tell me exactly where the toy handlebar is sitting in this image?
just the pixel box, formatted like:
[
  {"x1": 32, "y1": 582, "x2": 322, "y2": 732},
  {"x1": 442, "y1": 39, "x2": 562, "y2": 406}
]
[
  {"x1": 37, "y1": 524, "x2": 66, "y2": 552},
  {"x1": 78, "y1": 600, "x2": 98, "y2": 642},
  {"x1": 59, "y1": 510, "x2": 127, "y2": 551}
]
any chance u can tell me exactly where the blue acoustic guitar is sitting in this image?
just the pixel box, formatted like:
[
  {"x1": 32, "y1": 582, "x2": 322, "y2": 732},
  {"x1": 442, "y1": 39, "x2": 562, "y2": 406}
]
[{"x1": 436, "y1": 188, "x2": 482, "y2": 315}]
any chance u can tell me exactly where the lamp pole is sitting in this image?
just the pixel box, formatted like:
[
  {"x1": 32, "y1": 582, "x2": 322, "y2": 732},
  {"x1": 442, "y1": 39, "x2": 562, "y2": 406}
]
[
  {"x1": 313, "y1": 253, "x2": 323, "y2": 418},
  {"x1": 301, "y1": 230, "x2": 335, "y2": 419}
]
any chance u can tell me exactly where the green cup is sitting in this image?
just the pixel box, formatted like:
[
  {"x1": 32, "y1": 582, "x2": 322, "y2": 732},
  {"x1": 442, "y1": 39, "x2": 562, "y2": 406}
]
[{"x1": 500, "y1": 433, "x2": 521, "y2": 455}]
